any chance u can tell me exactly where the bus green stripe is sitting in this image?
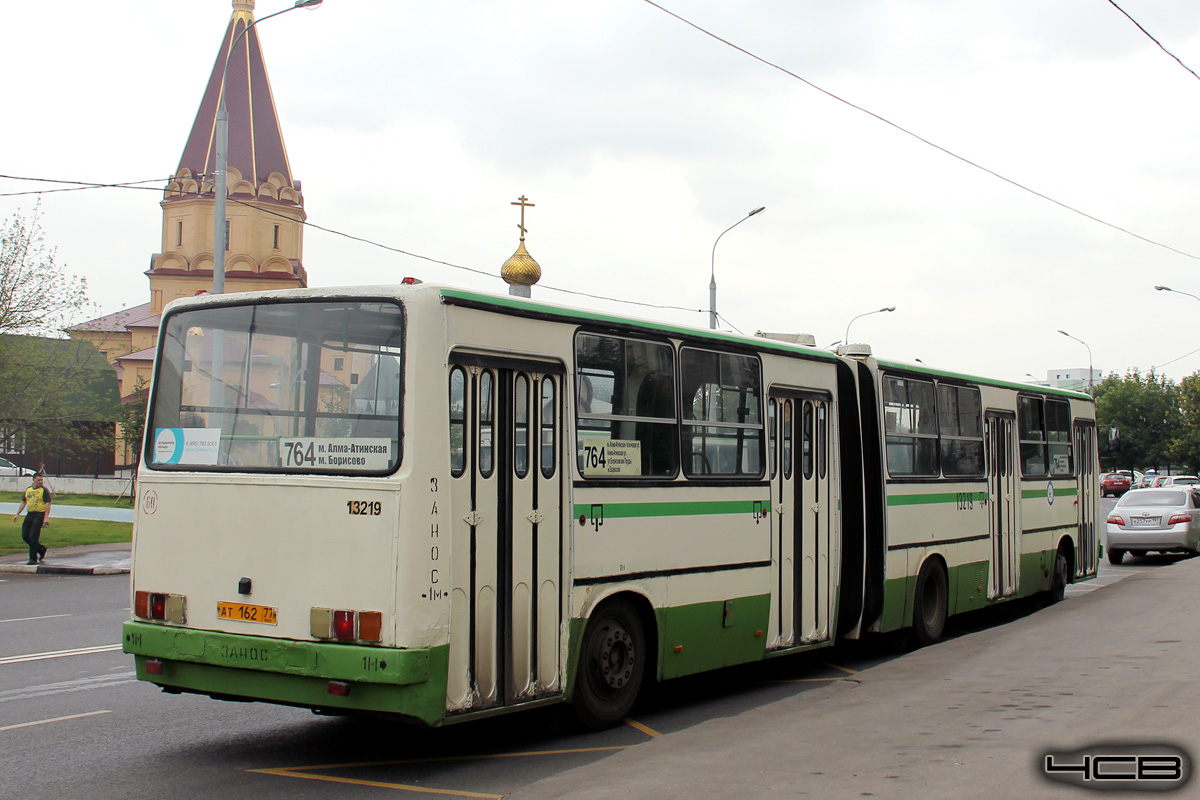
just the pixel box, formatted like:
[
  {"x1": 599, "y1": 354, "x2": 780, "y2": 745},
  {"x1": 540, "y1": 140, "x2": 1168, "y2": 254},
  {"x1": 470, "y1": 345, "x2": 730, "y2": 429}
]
[
  {"x1": 887, "y1": 491, "x2": 987, "y2": 506},
  {"x1": 572, "y1": 500, "x2": 769, "y2": 519},
  {"x1": 1022, "y1": 487, "x2": 1079, "y2": 499}
]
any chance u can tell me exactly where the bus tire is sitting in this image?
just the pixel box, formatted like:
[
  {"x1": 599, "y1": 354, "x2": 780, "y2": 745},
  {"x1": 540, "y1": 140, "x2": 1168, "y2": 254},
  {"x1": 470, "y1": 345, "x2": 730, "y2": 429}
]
[
  {"x1": 912, "y1": 559, "x2": 948, "y2": 647},
  {"x1": 1045, "y1": 545, "x2": 1069, "y2": 606},
  {"x1": 570, "y1": 599, "x2": 645, "y2": 731},
  {"x1": 1107, "y1": 549, "x2": 1124, "y2": 565}
]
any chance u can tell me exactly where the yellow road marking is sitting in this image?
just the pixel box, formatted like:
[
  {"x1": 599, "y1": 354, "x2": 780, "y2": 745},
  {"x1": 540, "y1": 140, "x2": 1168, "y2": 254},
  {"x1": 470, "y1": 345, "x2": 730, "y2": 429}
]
[
  {"x1": 820, "y1": 662, "x2": 859, "y2": 675},
  {"x1": 624, "y1": 717, "x2": 662, "y2": 738},
  {"x1": 256, "y1": 745, "x2": 630, "y2": 773},
  {"x1": 249, "y1": 768, "x2": 503, "y2": 798},
  {"x1": 250, "y1": 744, "x2": 634, "y2": 796}
]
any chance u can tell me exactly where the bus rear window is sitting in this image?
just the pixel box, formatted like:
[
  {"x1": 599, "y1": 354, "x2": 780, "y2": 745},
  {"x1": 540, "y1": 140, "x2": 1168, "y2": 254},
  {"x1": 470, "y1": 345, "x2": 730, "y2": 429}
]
[{"x1": 147, "y1": 299, "x2": 403, "y2": 474}]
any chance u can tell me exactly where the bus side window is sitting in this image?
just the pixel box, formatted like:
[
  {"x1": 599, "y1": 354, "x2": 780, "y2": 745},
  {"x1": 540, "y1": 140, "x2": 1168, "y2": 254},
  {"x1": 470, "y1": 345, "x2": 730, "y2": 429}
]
[
  {"x1": 817, "y1": 403, "x2": 828, "y2": 479},
  {"x1": 479, "y1": 370, "x2": 495, "y2": 478},
  {"x1": 803, "y1": 401, "x2": 814, "y2": 480},
  {"x1": 514, "y1": 373, "x2": 529, "y2": 478},
  {"x1": 449, "y1": 367, "x2": 467, "y2": 478},
  {"x1": 768, "y1": 398, "x2": 777, "y2": 479},
  {"x1": 782, "y1": 400, "x2": 793, "y2": 480},
  {"x1": 1017, "y1": 395, "x2": 1047, "y2": 477},
  {"x1": 541, "y1": 378, "x2": 556, "y2": 479}
]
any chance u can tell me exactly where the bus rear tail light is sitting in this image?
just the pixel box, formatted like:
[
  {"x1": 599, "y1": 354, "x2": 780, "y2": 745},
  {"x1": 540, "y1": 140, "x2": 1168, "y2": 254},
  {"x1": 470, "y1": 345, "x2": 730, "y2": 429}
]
[
  {"x1": 1107, "y1": 514, "x2": 1125, "y2": 526},
  {"x1": 310, "y1": 608, "x2": 382, "y2": 643},
  {"x1": 1168, "y1": 513, "x2": 1191, "y2": 526},
  {"x1": 333, "y1": 610, "x2": 356, "y2": 641},
  {"x1": 134, "y1": 591, "x2": 187, "y2": 624}
]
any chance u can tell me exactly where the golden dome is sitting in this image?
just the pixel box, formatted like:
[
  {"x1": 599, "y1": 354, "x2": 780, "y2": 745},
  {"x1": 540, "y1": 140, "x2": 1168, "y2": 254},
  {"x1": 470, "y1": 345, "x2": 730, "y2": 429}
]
[{"x1": 501, "y1": 240, "x2": 542, "y2": 286}]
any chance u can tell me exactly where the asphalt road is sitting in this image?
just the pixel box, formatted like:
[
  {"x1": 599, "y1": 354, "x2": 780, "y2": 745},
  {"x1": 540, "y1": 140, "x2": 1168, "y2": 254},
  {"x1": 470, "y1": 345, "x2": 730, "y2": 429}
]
[{"x1": 0, "y1": 498, "x2": 1166, "y2": 800}]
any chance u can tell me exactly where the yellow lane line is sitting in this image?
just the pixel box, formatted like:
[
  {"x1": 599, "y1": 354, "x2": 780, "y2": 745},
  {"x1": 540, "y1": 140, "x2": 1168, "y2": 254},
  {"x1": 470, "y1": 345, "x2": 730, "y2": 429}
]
[
  {"x1": 624, "y1": 717, "x2": 662, "y2": 738},
  {"x1": 254, "y1": 745, "x2": 631, "y2": 773},
  {"x1": 820, "y1": 662, "x2": 859, "y2": 675},
  {"x1": 248, "y1": 768, "x2": 503, "y2": 798}
]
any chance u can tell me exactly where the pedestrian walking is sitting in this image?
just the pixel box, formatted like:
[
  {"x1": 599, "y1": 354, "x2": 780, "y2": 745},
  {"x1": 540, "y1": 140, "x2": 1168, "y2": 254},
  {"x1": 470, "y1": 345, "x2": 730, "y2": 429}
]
[{"x1": 11, "y1": 475, "x2": 52, "y2": 565}]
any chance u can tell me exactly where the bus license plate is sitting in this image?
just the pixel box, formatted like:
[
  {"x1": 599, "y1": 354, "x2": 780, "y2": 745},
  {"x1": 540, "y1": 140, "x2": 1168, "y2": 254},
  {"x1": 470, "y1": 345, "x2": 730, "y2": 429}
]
[{"x1": 217, "y1": 601, "x2": 278, "y2": 625}]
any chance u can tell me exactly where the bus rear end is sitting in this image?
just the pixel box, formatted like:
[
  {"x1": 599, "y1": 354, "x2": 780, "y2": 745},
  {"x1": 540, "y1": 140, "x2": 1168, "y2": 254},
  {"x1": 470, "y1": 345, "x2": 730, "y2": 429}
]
[{"x1": 122, "y1": 293, "x2": 447, "y2": 725}]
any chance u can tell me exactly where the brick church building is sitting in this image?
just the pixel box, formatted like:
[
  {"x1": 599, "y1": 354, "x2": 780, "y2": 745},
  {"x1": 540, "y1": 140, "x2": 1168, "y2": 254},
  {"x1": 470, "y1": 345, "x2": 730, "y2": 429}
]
[{"x1": 69, "y1": 0, "x2": 310, "y2": 468}]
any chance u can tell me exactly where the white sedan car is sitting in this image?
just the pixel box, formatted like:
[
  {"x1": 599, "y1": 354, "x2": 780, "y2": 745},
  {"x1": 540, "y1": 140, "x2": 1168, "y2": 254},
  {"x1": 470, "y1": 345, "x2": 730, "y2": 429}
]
[
  {"x1": 0, "y1": 457, "x2": 35, "y2": 477},
  {"x1": 1106, "y1": 488, "x2": 1200, "y2": 564}
]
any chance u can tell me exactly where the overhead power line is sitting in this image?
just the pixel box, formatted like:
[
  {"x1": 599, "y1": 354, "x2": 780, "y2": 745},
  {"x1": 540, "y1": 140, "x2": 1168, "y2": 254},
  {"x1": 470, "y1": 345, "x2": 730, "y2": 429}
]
[
  {"x1": 0, "y1": 174, "x2": 170, "y2": 198},
  {"x1": 641, "y1": 0, "x2": 1200, "y2": 262},
  {"x1": 0, "y1": 173, "x2": 706, "y2": 317},
  {"x1": 1107, "y1": 0, "x2": 1200, "y2": 83}
]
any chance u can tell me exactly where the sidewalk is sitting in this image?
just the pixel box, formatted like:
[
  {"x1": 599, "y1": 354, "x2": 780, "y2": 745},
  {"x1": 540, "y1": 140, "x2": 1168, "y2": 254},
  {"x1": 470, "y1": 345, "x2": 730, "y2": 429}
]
[
  {"x1": 0, "y1": 543, "x2": 130, "y2": 575},
  {"x1": 509, "y1": 559, "x2": 1200, "y2": 800}
]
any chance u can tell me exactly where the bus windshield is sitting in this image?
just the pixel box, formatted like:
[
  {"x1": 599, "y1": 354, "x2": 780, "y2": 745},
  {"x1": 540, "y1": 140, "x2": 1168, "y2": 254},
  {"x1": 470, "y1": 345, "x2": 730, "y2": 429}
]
[{"x1": 146, "y1": 299, "x2": 404, "y2": 474}]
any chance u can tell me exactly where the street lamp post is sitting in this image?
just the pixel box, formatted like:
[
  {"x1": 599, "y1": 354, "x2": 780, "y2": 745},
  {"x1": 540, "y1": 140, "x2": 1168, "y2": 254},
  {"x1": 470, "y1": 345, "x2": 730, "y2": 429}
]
[
  {"x1": 843, "y1": 306, "x2": 896, "y2": 347},
  {"x1": 1057, "y1": 330, "x2": 1094, "y2": 395},
  {"x1": 1155, "y1": 285, "x2": 1200, "y2": 304},
  {"x1": 212, "y1": 0, "x2": 322, "y2": 294},
  {"x1": 709, "y1": 206, "x2": 765, "y2": 330}
]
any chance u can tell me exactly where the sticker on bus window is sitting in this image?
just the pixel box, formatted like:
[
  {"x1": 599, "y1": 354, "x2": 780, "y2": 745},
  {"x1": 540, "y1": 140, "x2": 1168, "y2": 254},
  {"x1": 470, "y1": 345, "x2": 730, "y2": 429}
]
[
  {"x1": 154, "y1": 428, "x2": 221, "y2": 465},
  {"x1": 581, "y1": 438, "x2": 642, "y2": 477},
  {"x1": 278, "y1": 437, "x2": 392, "y2": 470}
]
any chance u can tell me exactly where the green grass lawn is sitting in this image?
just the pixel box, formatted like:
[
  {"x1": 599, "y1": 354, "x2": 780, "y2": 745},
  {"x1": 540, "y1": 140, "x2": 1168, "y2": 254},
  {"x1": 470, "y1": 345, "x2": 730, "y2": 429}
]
[
  {"x1": 0, "y1": 491, "x2": 133, "y2": 508},
  {"x1": 1, "y1": 518, "x2": 132, "y2": 556}
]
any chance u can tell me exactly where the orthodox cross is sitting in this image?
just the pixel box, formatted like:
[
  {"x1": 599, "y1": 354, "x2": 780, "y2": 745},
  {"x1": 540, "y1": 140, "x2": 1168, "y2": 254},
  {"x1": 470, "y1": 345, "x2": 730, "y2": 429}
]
[{"x1": 511, "y1": 195, "x2": 535, "y2": 241}]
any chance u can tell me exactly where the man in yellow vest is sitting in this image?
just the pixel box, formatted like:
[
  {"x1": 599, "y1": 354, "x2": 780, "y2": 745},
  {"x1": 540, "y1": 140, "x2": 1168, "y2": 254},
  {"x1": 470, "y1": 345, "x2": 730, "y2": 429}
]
[{"x1": 11, "y1": 474, "x2": 52, "y2": 565}]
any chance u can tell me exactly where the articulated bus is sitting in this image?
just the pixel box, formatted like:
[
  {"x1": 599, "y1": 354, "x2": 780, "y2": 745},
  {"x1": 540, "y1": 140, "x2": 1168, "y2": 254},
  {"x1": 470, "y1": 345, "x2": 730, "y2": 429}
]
[{"x1": 122, "y1": 282, "x2": 1099, "y2": 729}]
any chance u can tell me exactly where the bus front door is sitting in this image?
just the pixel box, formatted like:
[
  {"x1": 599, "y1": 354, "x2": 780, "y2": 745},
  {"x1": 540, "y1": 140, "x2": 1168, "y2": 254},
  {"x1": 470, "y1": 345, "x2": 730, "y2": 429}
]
[
  {"x1": 768, "y1": 391, "x2": 834, "y2": 650},
  {"x1": 1074, "y1": 421, "x2": 1099, "y2": 578},
  {"x1": 447, "y1": 362, "x2": 564, "y2": 714},
  {"x1": 985, "y1": 412, "x2": 1019, "y2": 599}
]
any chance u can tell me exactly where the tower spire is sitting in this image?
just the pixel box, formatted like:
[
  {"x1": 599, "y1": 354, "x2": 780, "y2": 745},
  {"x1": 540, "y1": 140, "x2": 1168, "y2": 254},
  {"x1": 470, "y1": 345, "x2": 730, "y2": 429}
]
[{"x1": 175, "y1": 0, "x2": 297, "y2": 196}]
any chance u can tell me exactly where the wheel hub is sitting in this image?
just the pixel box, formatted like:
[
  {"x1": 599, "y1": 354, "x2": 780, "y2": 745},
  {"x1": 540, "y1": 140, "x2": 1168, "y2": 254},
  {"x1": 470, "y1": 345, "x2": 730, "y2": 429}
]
[{"x1": 599, "y1": 627, "x2": 635, "y2": 689}]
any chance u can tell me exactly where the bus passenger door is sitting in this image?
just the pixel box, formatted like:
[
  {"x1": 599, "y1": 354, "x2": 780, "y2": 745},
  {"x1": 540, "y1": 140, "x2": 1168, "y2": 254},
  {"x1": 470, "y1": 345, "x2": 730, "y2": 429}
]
[
  {"x1": 985, "y1": 412, "x2": 1019, "y2": 599},
  {"x1": 802, "y1": 399, "x2": 833, "y2": 642},
  {"x1": 1074, "y1": 422, "x2": 1098, "y2": 578},
  {"x1": 446, "y1": 361, "x2": 563, "y2": 715},
  {"x1": 767, "y1": 396, "x2": 796, "y2": 649},
  {"x1": 769, "y1": 391, "x2": 834, "y2": 649}
]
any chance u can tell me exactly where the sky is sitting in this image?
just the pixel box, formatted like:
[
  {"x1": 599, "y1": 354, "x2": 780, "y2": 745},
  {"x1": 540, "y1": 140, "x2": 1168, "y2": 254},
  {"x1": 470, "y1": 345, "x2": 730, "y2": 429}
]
[{"x1": 4, "y1": 0, "x2": 1200, "y2": 385}]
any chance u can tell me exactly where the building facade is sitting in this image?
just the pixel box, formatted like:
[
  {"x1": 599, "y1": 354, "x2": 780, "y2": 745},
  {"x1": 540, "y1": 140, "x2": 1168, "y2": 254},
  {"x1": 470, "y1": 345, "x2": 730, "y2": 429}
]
[{"x1": 69, "y1": 0, "x2": 310, "y2": 469}]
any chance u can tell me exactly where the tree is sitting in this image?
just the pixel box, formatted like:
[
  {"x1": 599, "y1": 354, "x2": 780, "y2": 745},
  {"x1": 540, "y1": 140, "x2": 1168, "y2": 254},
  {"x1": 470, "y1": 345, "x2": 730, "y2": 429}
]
[
  {"x1": 1095, "y1": 370, "x2": 1183, "y2": 473},
  {"x1": 1170, "y1": 373, "x2": 1200, "y2": 472},
  {"x1": 0, "y1": 204, "x2": 89, "y2": 336},
  {"x1": 0, "y1": 206, "x2": 118, "y2": 475}
]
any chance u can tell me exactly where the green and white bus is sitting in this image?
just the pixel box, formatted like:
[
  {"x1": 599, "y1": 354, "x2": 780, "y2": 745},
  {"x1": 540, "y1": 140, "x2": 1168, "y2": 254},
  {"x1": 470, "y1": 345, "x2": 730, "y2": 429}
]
[{"x1": 122, "y1": 282, "x2": 1100, "y2": 728}]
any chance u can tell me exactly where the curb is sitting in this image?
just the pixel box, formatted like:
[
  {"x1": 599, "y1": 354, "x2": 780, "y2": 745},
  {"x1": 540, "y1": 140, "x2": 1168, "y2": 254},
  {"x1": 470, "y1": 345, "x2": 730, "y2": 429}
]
[{"x1": 0, "y1": 564, "x2": 129, "y2": 575}]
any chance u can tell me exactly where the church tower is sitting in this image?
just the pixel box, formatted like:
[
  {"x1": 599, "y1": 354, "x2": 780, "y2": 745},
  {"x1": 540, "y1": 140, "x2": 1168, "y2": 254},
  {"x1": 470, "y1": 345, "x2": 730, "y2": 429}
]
[
  {"x1": 150, "y1": 0, "x2": 308, "y2": 314},
  {"x1": 69, "y1": 0, "x2": 312, "y2": 469}
]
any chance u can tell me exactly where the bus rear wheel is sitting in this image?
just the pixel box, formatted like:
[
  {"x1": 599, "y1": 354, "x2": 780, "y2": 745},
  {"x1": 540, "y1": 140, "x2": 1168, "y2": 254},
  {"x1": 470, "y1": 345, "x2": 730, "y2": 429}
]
[
  {"x1": 571, "y1": 599, "x2": 645, "y2": 731},
  {"x1": 912, "y1": 559, "x2": 948, "y2": 647},
  {"x1": 1045, "y1": 546, "x2": 1069, "y2": 606}
]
